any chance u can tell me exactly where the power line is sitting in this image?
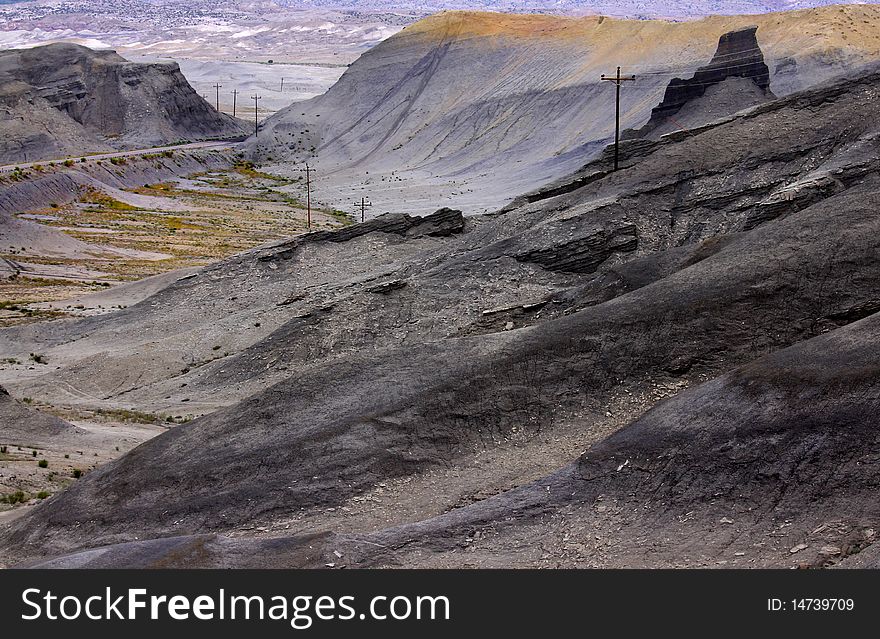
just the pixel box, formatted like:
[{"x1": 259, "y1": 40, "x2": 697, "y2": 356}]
[
  {"x1": 617, "y1": 47, "x2": 768, "y2": 74},
  {"x1": 301, "y1": 164, "x2": 313, "y2": 230},
  {"x1": 251, "y1": 94, "x2": 262, "y2": 137},
  {"x1": 212, "y1": 82, "x2": 222, "y2": 112},
  {"x1": 600, "y1": 67, "x2": 636, "y2": 171},
  {"x1": 357, "y1": 197, "x2": 372, "y2": 223}
]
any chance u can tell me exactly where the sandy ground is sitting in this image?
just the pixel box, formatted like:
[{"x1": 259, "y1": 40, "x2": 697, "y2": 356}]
[
  {"x1": 0, "y1": 413, "x2": 166, "y2": 535},
  {"x1": 1, "y1": 163, "x2": 350, "y2": 325},
  {"x1": 134, "y1": 57, "x2": 347, "y2": 119}
]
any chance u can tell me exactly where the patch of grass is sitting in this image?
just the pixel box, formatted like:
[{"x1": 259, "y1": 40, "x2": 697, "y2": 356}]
[
  {"x1": 234, "y1": 161, "x2": 292, "y2": 183},
  {"x1": 36, "y1": 491, "x2": 50, "y2": 499},
  {"x1": 0, "y1": 491, "x2": 27, "y2": 505},
  {"x1": 80, "y1": 188, "x2": 138, "y2": 211},
  {"x1": 93, "y1": 407, "x2": 160, "y2": 424},
  {"x1": 325, "y1": 208, "x2": 355, "y2": 226}
]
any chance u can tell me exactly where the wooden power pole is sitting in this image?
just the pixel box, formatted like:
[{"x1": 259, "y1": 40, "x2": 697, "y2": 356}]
[
  {"x1": 213, "y1": 82, "x2": 222, "y2": 112},
  {"x1": 232, "y1": 89, "x2": 238, "y2": 118},
  {"x1": 358, "y1": 197, "x2": 372, "y2": 223},
  {"x1": 251, "y1": 94, "x2": 262, "y2": 137},
  {"x1": 600, "y1": 67, "x2": 636, "y2": 171},
  {"x1": 280, "y1": 77, "x2": 284, "y2": 93},
  {"x1": 302, "y1": 164, "x2": 313, "y2": 230}
]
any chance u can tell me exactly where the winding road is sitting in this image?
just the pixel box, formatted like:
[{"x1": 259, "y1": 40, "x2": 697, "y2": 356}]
[{"x1": 0, "y1": 139, "x2": 243, "y2": 174}]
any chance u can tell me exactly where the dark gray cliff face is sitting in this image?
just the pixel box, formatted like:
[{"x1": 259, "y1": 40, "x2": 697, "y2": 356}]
[
  {"x1": 0, "y1": 43, "x2": 247, "y2": 163},
  {"x1": 627, "y1": 27, "x2": 774, "y2": 139}
]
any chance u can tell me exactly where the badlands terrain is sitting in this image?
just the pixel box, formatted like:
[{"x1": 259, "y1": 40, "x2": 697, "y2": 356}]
[{"x1": 1, "y1": 5, "x2": 880, "y2": 568}]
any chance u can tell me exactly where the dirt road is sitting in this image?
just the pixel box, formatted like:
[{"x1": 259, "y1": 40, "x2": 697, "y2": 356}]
[{"x1": 0, "y1": 139, "x2": 244, "y2": 173}]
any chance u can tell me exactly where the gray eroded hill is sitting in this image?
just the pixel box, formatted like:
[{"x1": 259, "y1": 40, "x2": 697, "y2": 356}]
[
  {"x1": 0, "y1": 384, "x2": 74, "y2": 441},
  {"x1": 3, "y1": 60, "x2": 880, "y2": 567},
  {"x1": 247, "y1": 5, "x2": 880, "y2": 215},
  {"x1": 0, "y1": 43, "x2": 247, "y2": 164}
]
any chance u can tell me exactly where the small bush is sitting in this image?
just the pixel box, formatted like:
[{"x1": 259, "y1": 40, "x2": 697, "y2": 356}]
[
  {"x1": 1, "y1": 491, "x2": 27, "y2": 505},
  {"x1": 72, "y1": 469, "x2": 83, "y2": 479},
  {"x1": 38, "y1": 459, "x2": 48, "y2": 468},
  {"x1": 36, "y1": 491, "x2": 50, "y2": 499},
  {"x1": 0, "y1": 445, "x2": 5, "y2": 453},
  {"x1": 29, "y1": 353, "x2": 47, "y2": 364},
  {"x1": 32, "y1": 450, "x2": 37, "y2": 456},
  {"x1": 63, "y1": 159, "x2": 75, "y2": 167}
]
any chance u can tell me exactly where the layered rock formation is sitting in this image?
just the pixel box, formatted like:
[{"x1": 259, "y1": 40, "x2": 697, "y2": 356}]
[
  {"x1": 0, "y1": 43, "x2": 247, "y2": 163},
  {"x1": 625, "y1": 26, "x2": 774, "y2": 139}
]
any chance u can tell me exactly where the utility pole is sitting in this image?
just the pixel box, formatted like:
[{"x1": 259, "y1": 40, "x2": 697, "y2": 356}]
[
  {"x1": 600, "y1": 67, "x2": 636, "y2": 171},
  {"x1": 251, "y1": 94, "x2": 262, "y2": 137},
  {"x1": 357, "y1": 197, "x2": 372, "y2": 223},
  {"x1": 213, "y1": 82, "x2": 222, "y2": 112},
  {"x1": 232, "y1": 89, "x2": 238, "y2": 118},
  {"x1": 280, "y1": 77, "x2": 284, "y2": 93},
  {"x1": 302, "y1": 164, "x2": 312, "y2": 230}
]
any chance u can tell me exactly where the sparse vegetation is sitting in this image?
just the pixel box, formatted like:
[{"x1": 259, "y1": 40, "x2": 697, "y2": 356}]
[
  {"x1": 93, "y1": 407, "x2": 160, "y2": 424},
  {"x1": 38, "y1": 459, "x2": 48, "y2": 468},
  {"x1": 72, "y1": 469, "x2": 83, "y2": 479},
  {"x1": 29, "y1": 353, "x2": 47, "y2": 364},
  {"x1": 0, "y1": 491, "x2": 27, "y2": 505},
  {"x1": 80, "y1": 187, "x2": 138, "y2": 211}
]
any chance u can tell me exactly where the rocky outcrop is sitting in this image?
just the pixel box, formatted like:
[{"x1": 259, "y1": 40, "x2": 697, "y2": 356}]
[
  {"x1": 626, "y1": 26, "x2": 774, "y2": 139},
  {"x1": 257, "y1": 207, "x2": 465, "y2": 262},
  {"x1": 0, "y1": 43, "x2": 247, "y2": 163}
]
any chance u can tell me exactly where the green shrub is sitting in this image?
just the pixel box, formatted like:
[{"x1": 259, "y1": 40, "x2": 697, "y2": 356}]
[
  {"x1": 1, "y1": 491, "x2": 27, "y2": 504},
  {"x1": 72, "y1": 469, "x2": 83, "y2": 479},
  {"x1": 36, "y1": 491, "x2": 50, "y2": 499},
  {"x1": 38, "y1": 459, "x2": 48, "y2": 468}
]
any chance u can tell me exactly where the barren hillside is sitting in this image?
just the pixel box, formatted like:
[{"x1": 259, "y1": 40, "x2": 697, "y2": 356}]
[
  {"x1": 2, "y1": 56, "x2": 880, "y2": 567},
  {"x1": 248, "y1": 5, "x2": 880, "y2": 215}
]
